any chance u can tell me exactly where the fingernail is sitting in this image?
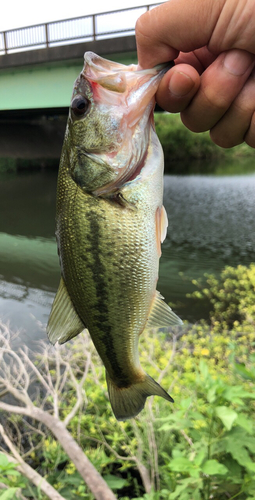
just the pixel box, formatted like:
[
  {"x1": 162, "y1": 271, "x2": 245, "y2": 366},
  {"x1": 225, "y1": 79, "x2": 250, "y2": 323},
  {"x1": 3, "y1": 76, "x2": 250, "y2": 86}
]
[
  {"x1": 169, "y1": 71, "x2": 195, "y2": 97},
  {"x1": 224, "y1": 50, "x2": 255, "y2": 76}
]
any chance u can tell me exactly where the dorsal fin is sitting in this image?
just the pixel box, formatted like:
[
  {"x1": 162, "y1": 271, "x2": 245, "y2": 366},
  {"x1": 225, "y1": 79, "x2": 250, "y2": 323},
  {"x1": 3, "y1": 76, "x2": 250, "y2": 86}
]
[
  {"x1": 47, "y1": 277, "x2": 85, "y2": 345},
  {"x1": 146, "y1": 291, "x2": 183, "y2": 329}
]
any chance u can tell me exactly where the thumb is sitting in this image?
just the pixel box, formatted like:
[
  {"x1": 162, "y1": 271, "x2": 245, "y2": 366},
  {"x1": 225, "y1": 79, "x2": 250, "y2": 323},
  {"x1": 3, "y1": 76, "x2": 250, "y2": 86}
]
[{"x1": 135, "y1": 0, "x2": 223, "y2": 68}]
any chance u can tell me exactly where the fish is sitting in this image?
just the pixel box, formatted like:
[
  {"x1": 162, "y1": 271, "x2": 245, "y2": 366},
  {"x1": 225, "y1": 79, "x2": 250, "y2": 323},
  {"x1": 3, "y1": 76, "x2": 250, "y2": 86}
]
[{"x1": 47, "y1": 51, "x2": 182, "y2": 421}]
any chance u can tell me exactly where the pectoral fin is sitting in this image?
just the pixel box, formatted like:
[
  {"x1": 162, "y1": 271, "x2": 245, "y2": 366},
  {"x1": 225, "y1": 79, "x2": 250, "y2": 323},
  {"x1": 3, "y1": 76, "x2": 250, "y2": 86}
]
[
  {"x1": 47, "y1": 277, "x2": 85, "y2": 345},
  {"x1": 156, "y1": 205, "x2": 168, "y2": 256},
  {"x1": 146, "y1": 290, "x2": 183, "y2": 329}
]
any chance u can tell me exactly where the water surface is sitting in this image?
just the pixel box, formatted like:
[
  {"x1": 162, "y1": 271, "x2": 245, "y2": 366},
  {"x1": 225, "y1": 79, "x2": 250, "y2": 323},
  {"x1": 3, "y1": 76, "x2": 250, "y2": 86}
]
[{"x1": 0, "y1": 168, "x2": 255, "y2": 342}]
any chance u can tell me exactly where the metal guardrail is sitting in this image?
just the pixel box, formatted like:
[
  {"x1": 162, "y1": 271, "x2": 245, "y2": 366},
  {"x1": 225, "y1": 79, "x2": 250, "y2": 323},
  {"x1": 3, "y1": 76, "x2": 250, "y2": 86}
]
[{"x1": 0, "y1": 4, "x2": 161, "y2": 55}]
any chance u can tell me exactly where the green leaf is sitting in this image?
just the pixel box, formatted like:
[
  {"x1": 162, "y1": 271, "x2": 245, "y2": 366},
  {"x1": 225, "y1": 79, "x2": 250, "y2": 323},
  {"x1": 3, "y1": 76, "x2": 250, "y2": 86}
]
[
  {"x1": 158, "y1": 419, "x2": 191, "y2": 432},
  {"x1": 207, "y1": 386, "x2": 217, "y2": 403},
  {"x1": 169, "y1": 478, "x2": 201, "y2": 499},
  {"x1": 201, "y1": 459, "x2": 228, "y2": 476},
  {"x1": 223, "y1": 456, "x2": 242, "y2": 482},
  {"x1": 168, "y1": 457, "x2": 192, "y2": 472},
  {"x1": 215, "y1": 406, "x2": 238, "y2": 430},
  {"x1": 179, "y1": 397, "x2": 192, "y2": 410},
  {"x1": 199, "y1": 360, "x2": 209, "y2": 379},
  {"x1": 224, "y1": 428, "x2": 255, "y2": 469},
  {"x1": 172, "y1": 449, "x2": 183, "y2": 459},
  {"x1": 224, "y1": 385, "x2": 255, "y2": 403},
  {"x1": 236, "y1": 413, "x2": 254, "y2": 434},
  {"x1": 234, "y1": 363, "x2": 255, "y2": 381},
  {"x1": 0, "y1": 488, "x2": 18, "y2": 500},
  {"x1": 0, "y1": 455, "x2": 9, "y2": 468},
  {"x1": 194, "y1": 449, "x2": 207, "y2": 467},
  {"x1": 3, "y1": 470, "x2": 20, "y2": 477},
  {"x1": 103, "y1": 474, "x2": 127, "y2": 490}
]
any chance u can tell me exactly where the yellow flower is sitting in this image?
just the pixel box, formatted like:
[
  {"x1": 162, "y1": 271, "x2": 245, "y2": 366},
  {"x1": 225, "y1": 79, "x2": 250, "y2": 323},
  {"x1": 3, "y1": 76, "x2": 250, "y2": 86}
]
[
  {"x1": 201, "y1": 348, "x2": 210, "y2": 356},
  {"x1": 66, "y1": 463, "x2": 75, "y2": 475},
  {"x1": 193, "y1": 419, "x2": 207, "y2": 429}
]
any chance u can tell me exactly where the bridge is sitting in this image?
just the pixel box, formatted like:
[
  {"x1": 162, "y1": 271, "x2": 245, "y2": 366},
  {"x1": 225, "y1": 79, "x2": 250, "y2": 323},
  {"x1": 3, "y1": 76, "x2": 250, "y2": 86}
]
[
  {"x1": 0, "y1": 4, "x2": 161, "y2": 115},
  {"x1": 0, "y1": 4, "x2": 164, "y2": 163}
]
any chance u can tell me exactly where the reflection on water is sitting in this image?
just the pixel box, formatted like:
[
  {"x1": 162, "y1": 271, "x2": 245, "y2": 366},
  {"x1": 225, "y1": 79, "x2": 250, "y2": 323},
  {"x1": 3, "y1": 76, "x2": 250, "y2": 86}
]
[
  {"x1": 0, "y1": 232, "x2": 59, "y2": 289},
  {"x1": 160, "y1": 174, "x2": 255, "y2": 319},
  {"x1": 0, "y1": 279, "x2": 53, "y2": 346},
  {"x1": 0, "y1": 169, "x2": 255, "y2": 339},
  {"x1": 164, "y1": 174, "x2": 255, "y2": 258}
]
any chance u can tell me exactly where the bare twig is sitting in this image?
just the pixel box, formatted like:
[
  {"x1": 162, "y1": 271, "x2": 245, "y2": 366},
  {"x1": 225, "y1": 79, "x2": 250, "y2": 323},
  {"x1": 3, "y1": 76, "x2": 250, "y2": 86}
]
[
  {"x1": 180, "y1": 428, "x2": 194, "y2": 447},
  {"x1": 0, "y1": 425, "x2": 66, "y2": 500},
  {"x1": 63, "y1": 353, "x2": 90, "y2": 427},
  {"x1": 0, "y1": 328, "x2": 117, "y2": 500},
  {"x1": 131, "y1": 419, "x2": 152, "y2": 493}
]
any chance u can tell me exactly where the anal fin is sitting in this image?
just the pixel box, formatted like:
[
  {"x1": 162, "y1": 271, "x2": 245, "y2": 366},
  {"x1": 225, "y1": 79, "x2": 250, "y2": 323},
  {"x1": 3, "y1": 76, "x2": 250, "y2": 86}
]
[
  {"x1": 47, "y1": 277, "x2": 85, "y2": 345},
  {"x1": 146, "y1": 290, "x2": 183, "y2": 329}
]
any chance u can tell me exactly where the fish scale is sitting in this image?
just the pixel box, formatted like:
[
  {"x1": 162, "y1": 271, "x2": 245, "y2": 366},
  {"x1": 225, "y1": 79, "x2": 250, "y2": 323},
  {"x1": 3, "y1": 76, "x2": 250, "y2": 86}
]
[{"x1": 47, "y1": 52, "x2": 182, "y2": 420}]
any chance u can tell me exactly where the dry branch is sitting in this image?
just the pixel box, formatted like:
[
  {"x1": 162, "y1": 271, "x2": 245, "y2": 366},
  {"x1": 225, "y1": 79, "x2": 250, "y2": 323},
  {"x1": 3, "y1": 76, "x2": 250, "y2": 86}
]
[
  {"x1": 0, "y1": 424, "x2": 66, "y2": 500},
  {"x1": 0, "y1": 325, "x2": 117, "y2": 500}
]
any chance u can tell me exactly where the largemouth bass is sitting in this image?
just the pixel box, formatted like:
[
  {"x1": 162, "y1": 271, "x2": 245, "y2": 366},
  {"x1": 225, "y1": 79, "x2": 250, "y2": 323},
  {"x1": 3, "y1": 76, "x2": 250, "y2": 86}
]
[{"x1": 47, "y1": 52, "x2": 182, "y2": 420}]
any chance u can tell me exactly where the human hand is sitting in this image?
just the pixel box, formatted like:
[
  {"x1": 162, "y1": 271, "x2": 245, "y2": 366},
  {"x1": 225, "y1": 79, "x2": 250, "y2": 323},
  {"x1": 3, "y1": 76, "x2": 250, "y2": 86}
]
[{"x1": 136, "y1": 0, "x2": 255, "y2": 148}]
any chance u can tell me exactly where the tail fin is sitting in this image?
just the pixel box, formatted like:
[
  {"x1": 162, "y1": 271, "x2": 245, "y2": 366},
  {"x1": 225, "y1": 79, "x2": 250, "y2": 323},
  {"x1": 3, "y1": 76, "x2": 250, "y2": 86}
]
[{"x1": 106, "y1": 372, "x2": 174, "y2": 421}]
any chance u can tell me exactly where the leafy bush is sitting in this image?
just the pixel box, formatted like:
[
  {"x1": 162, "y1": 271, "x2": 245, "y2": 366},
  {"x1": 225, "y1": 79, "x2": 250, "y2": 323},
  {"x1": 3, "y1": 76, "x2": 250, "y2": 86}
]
[
  {"x1": 31, "y1": 323, "x2": 254, "y2": 500},
  {"x1": 190, "y1": 264, "x2": 255, "y2": 330},
  {"x1": 154, "y1": 113, "x2": 255, "y2": 173},
  {"x1": 155, "y1": 113, "x2": 222, "y2": 165},
  {"x1": 1, "y1": 264, "x2": 255, "y2": 499},
  {"x1": 0, "y1": 453, "x2": 27, "y2": 499}
]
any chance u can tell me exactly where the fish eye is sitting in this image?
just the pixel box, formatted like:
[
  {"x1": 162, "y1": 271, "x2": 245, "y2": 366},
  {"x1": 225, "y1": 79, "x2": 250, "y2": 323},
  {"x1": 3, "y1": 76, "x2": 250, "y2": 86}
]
[{"x1": 71, "y1": 95, "x2": 90, "y2": 117}]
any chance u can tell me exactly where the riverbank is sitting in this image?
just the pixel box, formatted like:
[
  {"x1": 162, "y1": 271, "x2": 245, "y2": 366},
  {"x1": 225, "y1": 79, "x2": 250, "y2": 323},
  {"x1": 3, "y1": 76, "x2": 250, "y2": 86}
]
[
  {"x1": 0, "y1": 116, "x2": 66, "y2": 172},
  {"x1": 0, "y1": 112, "x2": 254, "y2": 174},
  {"x1": 155, "y1": 112, "x2": 255, "y2": 174}
]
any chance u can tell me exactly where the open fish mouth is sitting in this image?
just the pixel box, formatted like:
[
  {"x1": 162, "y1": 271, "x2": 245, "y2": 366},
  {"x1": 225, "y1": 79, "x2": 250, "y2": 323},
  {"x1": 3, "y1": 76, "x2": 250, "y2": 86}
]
[
  {"x1": 84, "y1": 51, "x2": 173, "y2": 93},
  {"x1": 82, "y1": 52, "x2": 174, "y2": 196}
]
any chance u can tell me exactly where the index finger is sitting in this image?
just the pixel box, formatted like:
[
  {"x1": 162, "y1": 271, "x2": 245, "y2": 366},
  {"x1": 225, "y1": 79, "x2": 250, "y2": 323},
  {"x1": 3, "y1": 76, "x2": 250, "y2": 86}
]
[{"x1": 135, "y1": 0, "x2": 223, "y2": 68}]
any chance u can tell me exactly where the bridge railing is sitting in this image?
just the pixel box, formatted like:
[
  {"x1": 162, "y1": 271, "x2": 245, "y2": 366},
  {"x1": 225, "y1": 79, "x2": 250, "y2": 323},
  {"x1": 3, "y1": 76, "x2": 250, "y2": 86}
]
[{"x1": 0, "y1": 4, "x2": 161, "y2": 55}]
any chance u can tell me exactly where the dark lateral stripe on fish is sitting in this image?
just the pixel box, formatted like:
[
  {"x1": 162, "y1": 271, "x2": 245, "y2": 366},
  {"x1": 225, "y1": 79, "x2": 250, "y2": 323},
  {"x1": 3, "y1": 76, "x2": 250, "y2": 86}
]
[{"x1": 85, "y1": 210, "x2": 125, "y2": 382}]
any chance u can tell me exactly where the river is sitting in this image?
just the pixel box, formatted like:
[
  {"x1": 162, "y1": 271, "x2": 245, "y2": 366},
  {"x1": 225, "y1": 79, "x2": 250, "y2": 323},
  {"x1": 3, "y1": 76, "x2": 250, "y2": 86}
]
[{"x1": 0, "y1": 166, "x2": 255, "y2": 344}]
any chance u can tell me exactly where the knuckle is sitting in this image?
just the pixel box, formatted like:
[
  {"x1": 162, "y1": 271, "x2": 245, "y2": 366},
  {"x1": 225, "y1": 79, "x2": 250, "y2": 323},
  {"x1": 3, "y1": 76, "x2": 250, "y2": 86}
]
[
  {"x1": 209, "y1": 129, "x2": 240, "y2": 148},
  {"x1": 245, "y1": 136, "x2": 255, "y2": 148},
  {"x1": 244, "y1": 113, "x2": 255, "y2": 147},
  {"x1": 180, "y1": 111, "x2": 208, "y2": 133},
  {"x1": 135, "y1": 14, "x2": 149, "y2": 40},
  {"x1": 202, "y1": 86, "x2": 230, "y2": 113}
]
